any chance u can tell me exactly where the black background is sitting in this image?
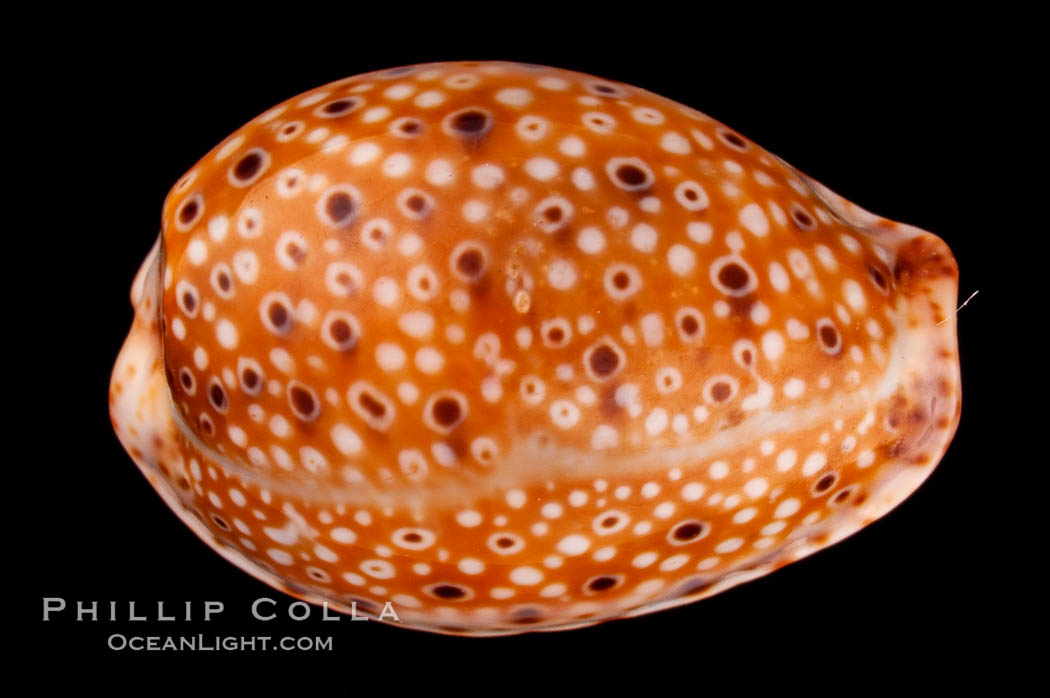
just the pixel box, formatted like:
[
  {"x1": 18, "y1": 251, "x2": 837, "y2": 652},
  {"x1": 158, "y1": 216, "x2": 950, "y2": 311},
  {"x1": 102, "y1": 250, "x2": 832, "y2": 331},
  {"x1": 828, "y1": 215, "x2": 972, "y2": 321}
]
[{"x1": 21, "y1": 15, "x2": 1017, "y2": 690}]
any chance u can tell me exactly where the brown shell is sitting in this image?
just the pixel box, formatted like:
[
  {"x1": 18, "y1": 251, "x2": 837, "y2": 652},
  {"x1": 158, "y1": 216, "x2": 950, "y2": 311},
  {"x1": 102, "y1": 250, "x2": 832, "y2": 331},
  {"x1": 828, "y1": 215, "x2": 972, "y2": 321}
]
[{"x1": 109, "y1": 61, "x2": 961, "y2": 635}]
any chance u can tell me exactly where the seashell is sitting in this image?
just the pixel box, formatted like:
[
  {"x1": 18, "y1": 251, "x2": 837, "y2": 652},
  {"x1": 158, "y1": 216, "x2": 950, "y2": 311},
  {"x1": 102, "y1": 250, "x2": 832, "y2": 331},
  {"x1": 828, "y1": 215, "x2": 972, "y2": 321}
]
[{"x1": 109, "y1": 60, "x2": 961, "y2": 635}]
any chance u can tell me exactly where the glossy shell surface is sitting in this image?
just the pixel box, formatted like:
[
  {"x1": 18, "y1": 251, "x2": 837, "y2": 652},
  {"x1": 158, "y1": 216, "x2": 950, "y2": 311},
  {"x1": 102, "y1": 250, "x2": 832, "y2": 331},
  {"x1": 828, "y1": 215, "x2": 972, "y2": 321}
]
[{"x1": 109, "y1": 61, "x2": 961, "y2": 635}]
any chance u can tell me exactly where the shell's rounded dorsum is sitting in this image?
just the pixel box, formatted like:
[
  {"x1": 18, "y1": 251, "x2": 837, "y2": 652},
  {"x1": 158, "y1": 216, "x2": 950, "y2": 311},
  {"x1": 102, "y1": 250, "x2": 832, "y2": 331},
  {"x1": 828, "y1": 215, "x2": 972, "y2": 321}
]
[{"x1": 109, "y1": 60, "x2": 961, "y2": 636}]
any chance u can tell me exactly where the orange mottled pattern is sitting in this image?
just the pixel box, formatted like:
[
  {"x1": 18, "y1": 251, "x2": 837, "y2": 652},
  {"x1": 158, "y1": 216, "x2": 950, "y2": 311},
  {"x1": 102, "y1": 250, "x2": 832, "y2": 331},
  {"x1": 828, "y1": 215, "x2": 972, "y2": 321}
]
[{"x1": 109, "y1": 61, "x2": 961, "y2": 635}]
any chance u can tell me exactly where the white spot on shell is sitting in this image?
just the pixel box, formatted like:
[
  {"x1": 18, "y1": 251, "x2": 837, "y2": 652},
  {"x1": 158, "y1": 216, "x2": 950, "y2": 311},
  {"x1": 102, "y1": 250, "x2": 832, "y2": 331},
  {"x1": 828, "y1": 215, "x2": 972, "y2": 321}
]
[
  {"x1": 739, "y1": 203, "x2": 769, "y2": 237},
  {"x1": 215, "y1": 319, "x2": 238, "y2": 349},
  {"x1": 382, "y1": 153, "x2": 413, "y2": 177},
  {"x1": 547, "y1": 259, "x2": 578, "y2": 290},
  {"x1": 349, "y1": 142, "x2": 381, "y2": 166},
  {"x1": 775, "y1": 498, "x2": 801, "y2": 518},
  {"x1": 456, "y1": 510, "x2": 482, "y2": 527},
  {"x1": 506, "y1": 490, "x2": 527, "y2": 508},
  {"x1": 398, "y1": 311, "x2": 435, "y2": 339},
  {"x1": 592, "y1": 425, "x2": 619, "y2": 450},
  {"x1": 509, "y1": 567, "x2": 544, "y2": 586},
  {"x1": 330, "y1": 424, "x2": 363, "y2": 456},
  {"x1": 571, "y1": 167, "x2": 596, "y2": 190},
  {"x1": 471, "y1": 163, "x2": 504, "y2": 189},
  {"x1": 559, "y1": 135, "x2": 586, "y2": 157},
  {"x1": 525, "y1": 157, "x2": 559, "y2": 181},
  {"x1": 496, "y1": 87, "x2": 533, "y2": 106},
  {"x1": 687, "y1": 221, "x2": 712, "y2": 244},
  {"x1": 630, "y1": 223, "x2": 658, "y2": 252},
  {"x1": 373, "y1": 277, "x2": 400, "y2": 307},
  {"x1": 577, "y1": 226, "x2": 606, "y2": 254},
  {"x1": 660, "y1": 131, "x2": 691, "y2": 154},
  {"x1": 667, "y1": 244, "x2": 696, "y2": 276},
  {"x1": 557, "y1": 535, "x2": 590, "y2": 556}
]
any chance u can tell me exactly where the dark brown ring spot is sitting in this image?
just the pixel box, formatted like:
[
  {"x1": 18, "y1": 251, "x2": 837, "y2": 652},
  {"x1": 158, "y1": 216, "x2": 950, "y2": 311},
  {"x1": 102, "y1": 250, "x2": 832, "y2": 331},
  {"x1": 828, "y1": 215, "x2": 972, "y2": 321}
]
[
  {"x1": 589, "y1": 345, "x2": 620, "y2": 377},
  {"x1": 450, "y1": 110, "x2": 489, "y2": 135},
  {"x1": 431, "y1": 584, "x2": 466, "y2": 600},
  {"x1": 330, "y1": 319, "x2": 353, "y2": 345},
  {"x1": 815, "y1": 474, "x2": 836, "y2": 492},
  {"x1": 820, "y1": 325, "x2": 839, "y2": 348},
  {"x1": 718, "y1": 263, "x2": 751, "y2": 291},
  {"x1": 673, "y1": 522, "x2": 704, "y2": 541},
  {"x1": 325, "y1": 192, "x2": 355, "y2": 224},
  {"x1": 432, "y1": 398, "x2": 462, "y2": 427},
  {"x1": 722, "y1": 131, "x2": 747, "y2": 149},
  {"x1": 209, "y1": 383, "x2": 227, "y2": 410},
  {"x1": 178, "y1": 199, "x2": 199, "y2": 224},
  {"x1": 285, "y1": 243, "x2": 305, "y2": 265},
  {"x1": 289, "y1": 384, "x2": 317, "y2": 420},
  {"x1": 322, "y1": 98, "x2": 356, "y2": 115},
  {"x1": 268, "y1": 302, "x2": 289, "y2": 330},
  {"x1": 793, "y1": 209, "x2": 814, "y2": 228},
  {"x1": 615, "y1": 164, "x2": 648, "y2": 187},
  {"x1": 512, "y1": 609, "x2": 543, "y2": 624},
  {"x1": 233, "y1": 152, "x2": 262, "y2": 181},
  {"x1": 358, "y1": 392, "x2": 387, "y2": 418},
  {"x1": 870, "y1": 266, "x2": 887, "y2": 290}
]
